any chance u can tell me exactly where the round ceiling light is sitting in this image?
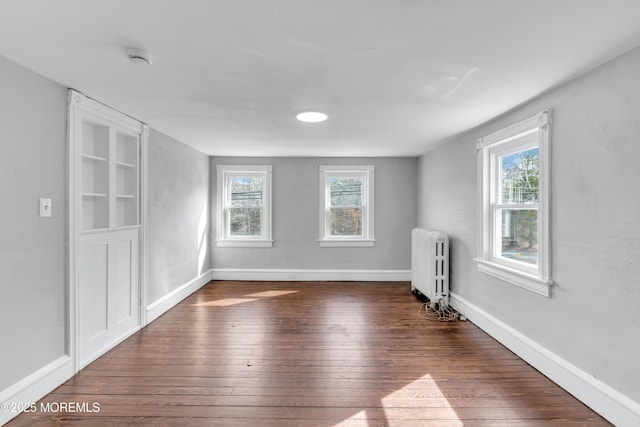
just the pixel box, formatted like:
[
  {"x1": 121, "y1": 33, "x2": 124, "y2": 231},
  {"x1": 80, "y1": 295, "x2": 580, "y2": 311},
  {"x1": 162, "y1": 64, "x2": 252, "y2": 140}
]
[{"x1": 296, "y1": 111, "x2": 328, "y2": 123}]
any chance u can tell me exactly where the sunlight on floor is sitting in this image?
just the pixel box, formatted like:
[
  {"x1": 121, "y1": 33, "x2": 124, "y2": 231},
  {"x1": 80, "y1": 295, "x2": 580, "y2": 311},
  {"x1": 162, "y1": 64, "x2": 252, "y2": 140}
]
[
  {"x1": 191, "y1": 298, "x2": 258, "y2": 307},
  {"x1": 245, "y1": 290, "x2": 299, "y2": 297},
  {"x1": 380, "y1": 373, "x2": 463, "y2": 426},
  {"x1": 333, "y1": 410, "x2": 369, "y2": 426},
  {"x1": 331, "y1": 374, "x2": 463, "y2": 426},
  {"x1": 191, "y1": 289, "x2": 299, "y2": 307}
]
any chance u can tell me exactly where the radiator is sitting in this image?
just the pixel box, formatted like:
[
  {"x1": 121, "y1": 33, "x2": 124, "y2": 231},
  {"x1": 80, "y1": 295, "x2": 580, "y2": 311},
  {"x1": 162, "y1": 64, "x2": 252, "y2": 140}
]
[{"x1": 411, "y1": 228, "x2": 450, "y2": 306}]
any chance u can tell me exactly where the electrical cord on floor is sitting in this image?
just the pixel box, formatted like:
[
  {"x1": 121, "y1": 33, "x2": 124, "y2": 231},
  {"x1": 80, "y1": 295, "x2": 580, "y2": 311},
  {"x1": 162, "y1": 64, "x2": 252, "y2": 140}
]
[{"x1": 418, "y1": 300, "x2": 459, "y2": 322}]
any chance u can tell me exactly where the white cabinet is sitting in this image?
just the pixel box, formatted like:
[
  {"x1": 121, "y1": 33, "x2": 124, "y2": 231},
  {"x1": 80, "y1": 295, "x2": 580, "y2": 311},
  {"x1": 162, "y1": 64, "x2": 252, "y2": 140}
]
[
  {"x1": 78, "y1": 228, "x2": 139, "y2": 366},
  {"x1": 80, "y1": 121, "x2": 139, "y2": 231},
  {"x1": 115, "y1": 131, "x2": 139, "y2": 227},
  {"x1": 81, "y1": 122, "x2": 109, "y2": 230},
  {"x1": 68, "y1": 90, "x2": 147, "y2": 370}
]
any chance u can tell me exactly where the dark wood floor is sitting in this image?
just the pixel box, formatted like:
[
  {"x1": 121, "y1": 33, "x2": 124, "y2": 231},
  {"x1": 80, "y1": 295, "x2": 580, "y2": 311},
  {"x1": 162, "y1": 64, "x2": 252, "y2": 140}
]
[{"x1": 8, "y1": 281, "x2": 609, "y2": 426}]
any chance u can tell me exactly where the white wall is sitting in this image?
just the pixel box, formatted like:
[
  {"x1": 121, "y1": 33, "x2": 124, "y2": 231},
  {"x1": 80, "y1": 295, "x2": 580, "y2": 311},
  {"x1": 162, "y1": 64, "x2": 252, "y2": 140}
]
[
  {"x1": 418, "y1": 46, "x2": 640, "y2": 404},
  {"x1": 0, "y1": 55, "x2": 213, "y2": 419},
  {"x1": 210, "y1": 157, "x2": 417, "y2": 271},
  {"x1": 6, "y1": 36, "x2": 638, "y2": 423},
  {"x1": 0, "y1": 55, "x2": 67, "y2": 389},
  {"x1": 147, "y1": 129, "x2": 210, "y2": 304}
]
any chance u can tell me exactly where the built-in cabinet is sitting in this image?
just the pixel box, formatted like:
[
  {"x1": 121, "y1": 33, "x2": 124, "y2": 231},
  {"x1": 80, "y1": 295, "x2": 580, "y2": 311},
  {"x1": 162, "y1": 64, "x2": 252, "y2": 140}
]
[
  {"x1": 115, "y1": 131, "x2": 139, "y2": 227},
  {"x1": 80, "y1": 121, "x2": 139, "y2": 230},
  {"x1": 68, "y1": 90, "x2": 147, "y2": 371}
]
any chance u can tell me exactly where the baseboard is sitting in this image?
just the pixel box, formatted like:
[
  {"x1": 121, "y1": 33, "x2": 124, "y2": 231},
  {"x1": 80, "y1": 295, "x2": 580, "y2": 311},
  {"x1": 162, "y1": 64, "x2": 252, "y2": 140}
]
[
  {"x1": 0, "y1": 356, "x2": 73, "y2": 426},
  {"x1": 210, "y1": 268, "x2": 411, "y2": 282},
  {"x1": 146, "y1": 269, "x2": 214, "y2": 324},
  {"x1": 0, "y1": 271, "x2": 214, "y2": 425},
  {"x1": 450, "y1": 292, "x2": 640, "y2": 427}
]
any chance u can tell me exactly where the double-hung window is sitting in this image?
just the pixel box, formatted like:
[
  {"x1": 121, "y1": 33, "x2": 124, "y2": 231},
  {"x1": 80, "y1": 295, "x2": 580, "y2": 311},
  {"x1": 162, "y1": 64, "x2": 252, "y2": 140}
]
[
  {"x1": 319, "y1": 165, "x2": 374, "y2": 247},
  {"x1": 476, "y1": 110, "x2": 552, "y2": 296},
  {"x1": 216, "y1": 165, "x2": 272, "y2": 247}
]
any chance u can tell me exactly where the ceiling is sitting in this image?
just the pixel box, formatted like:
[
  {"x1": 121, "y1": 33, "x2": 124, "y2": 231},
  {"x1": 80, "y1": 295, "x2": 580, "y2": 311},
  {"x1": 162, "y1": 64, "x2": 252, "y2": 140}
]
[{"x1": 1, "y1": 1, "x2": 640, "y2": 157}]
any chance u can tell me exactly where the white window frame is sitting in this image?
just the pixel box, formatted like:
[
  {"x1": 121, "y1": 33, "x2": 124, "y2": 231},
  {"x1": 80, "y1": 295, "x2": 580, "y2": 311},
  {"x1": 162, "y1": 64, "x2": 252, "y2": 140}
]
[
  {"x1": 319, "y1": 165, "x2": 375, "y2": 247},
  {"x1": 475, "y1": 110, "x2": 552, "y2": 296},
  {"x1": 216, "y1": 165, "x2": 272, "y2": 247}
]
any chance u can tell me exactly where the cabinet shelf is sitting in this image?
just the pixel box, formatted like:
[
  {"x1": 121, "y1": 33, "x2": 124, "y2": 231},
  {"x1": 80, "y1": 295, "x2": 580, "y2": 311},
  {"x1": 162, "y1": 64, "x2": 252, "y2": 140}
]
[
  {"x1": 82, "y1": 154, "x2": 108, "y2": 162},
  {"x1": 116, "y1": 161, "x2": 136, "y2": 168},
  {"x1": 80, "y1": 120, "x2": 139, "y2": 230}
]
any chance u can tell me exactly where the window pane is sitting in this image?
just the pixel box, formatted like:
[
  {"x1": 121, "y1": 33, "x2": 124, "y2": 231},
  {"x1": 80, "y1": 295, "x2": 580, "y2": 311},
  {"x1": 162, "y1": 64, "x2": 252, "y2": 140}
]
[
  {"x1": 500, "y1": 147, "x2": 539, "y2": 204},
  {"x1": 330, "y1": 177, "x2": 362, "y2": 206},
  {"x1": 229, "y1": 207, "x2": 262, "y2": 235},
  {"x1": 330, "y1": 207, "x2": 362, "y2": 236},
  {"x1": 500, "y1": 209, "x2": 537, "y2": 265},
  {"x1": 230, "y1": 177, "x2": 263, "y2": 207}
]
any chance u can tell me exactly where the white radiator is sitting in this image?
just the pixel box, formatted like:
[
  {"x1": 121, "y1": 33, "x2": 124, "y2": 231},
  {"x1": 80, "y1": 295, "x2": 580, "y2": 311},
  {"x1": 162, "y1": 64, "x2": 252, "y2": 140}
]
[{"x1": 411, "y1": 228, "x2": 450, "y2": 306}]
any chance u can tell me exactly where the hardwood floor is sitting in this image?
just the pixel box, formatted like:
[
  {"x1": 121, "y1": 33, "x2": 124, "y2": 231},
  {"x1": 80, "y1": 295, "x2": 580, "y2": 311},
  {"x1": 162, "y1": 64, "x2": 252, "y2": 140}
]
[{"x1": 8, "y1": 281, "x2": 609, "y2": 426}]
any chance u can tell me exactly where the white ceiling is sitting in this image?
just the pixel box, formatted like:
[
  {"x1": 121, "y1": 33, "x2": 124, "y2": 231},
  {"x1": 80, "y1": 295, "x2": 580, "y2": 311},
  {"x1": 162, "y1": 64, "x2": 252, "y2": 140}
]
[{"x1": 1, "y1": 1, "x2": 640, "y2": 157}]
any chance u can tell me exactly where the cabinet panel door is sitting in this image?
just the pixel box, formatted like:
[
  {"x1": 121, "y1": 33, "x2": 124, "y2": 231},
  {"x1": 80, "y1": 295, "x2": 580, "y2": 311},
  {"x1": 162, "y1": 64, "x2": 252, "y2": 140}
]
[
  {"x1": 110, "y1": 236, "x2": 138, "y2": 326},
  {"x1": 79, "y1": 228, "x2": 139, "y2": 368},
  {"x1": 82, "y1": 242, "x2": 109, "y2": 340}
]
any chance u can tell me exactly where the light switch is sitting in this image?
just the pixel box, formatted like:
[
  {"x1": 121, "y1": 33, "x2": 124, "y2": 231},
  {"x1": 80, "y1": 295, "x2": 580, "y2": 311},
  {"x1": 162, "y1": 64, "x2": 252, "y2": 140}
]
[{"x1": 39, "y1": 198, "x2": 52, "y2": 217}]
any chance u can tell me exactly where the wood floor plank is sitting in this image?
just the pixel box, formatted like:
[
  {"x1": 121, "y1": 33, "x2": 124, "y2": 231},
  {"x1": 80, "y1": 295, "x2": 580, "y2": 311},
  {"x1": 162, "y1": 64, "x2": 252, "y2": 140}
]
[{"x1": 6, "y1": 281, "x2": 611, "y2": 426}]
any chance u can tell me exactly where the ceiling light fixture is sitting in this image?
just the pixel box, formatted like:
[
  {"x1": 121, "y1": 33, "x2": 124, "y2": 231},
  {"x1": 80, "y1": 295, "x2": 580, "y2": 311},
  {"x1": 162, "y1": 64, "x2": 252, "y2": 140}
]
[
  {"x1": 126, "y1": 48, "x2": 152, "y2": 65},
  {"x1": 296, "y1": 111, "x2": 328, "y2": 123}
]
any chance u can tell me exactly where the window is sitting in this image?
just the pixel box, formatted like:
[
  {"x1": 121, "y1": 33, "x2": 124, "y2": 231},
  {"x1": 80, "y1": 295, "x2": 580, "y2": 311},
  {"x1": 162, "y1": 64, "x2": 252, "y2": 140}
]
[
  {"x1": 319, "y1": 165, "x2": 374, "y2": 247},
  {"x1": 216, "y1": 165, "x2": 272, "y2": 247},
  {"x1": 476, "y1": 110, "x2": 552, "y2": 296}
]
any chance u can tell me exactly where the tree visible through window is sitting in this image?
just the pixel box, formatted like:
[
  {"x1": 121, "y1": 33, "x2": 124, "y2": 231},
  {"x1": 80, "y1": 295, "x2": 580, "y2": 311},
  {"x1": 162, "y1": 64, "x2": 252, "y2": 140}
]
[
  {"x1": 499, "y1": 147, "x2": 539, "y2": 265},
  {"x1": 319, "y1": 165, "x2": 375, "y2": 247},
  {"x1": 216, "y1": 165, "x2": 272, "y2": 247},
  {"x1": 229, "y1": 177, "x2": 263, "y2": 236},
  {"x1": 329, "y1": 177, "x2": 363, "y2": 236},
  {"x1": 476, "y1": 110, "x2": 552, "y2": 296}
]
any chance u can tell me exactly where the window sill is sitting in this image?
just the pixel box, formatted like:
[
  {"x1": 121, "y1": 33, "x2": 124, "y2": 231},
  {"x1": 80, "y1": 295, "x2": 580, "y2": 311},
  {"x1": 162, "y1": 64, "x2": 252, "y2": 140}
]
[
  {"x1": 216, "y1": 240, "x2": 273, "y2": 248},
  {"x1": 318, "y1": 239, "x2": 375, "y2": 247},
  {"x1": 475, "y1": 259, "x2": 552, "y2": 297}
]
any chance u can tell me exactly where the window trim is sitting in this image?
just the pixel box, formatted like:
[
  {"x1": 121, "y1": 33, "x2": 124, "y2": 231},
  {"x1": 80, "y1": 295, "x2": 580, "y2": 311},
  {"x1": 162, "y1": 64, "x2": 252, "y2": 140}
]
[
  {"x1": 216, "y1": 165, "x2": 272, "y2": 248},
  {"x1": 475, "y1": 110, "x2": 552, "y2": 297},
  {"x1": 318, "y1": 165, "x2": 375, "y2": 247}
]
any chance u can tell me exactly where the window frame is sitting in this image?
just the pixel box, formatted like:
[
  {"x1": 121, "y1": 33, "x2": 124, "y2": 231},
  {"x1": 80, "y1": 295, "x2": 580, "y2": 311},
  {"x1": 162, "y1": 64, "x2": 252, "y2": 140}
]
[
  {"x1": 475, "y1": 110, "x2": 553, "y2": 296},
  {"x1": 216, "y1": 165, "x2": 272, "y2": 248},
  {"x1": 318, "y1": 165, "x2": 375, "y2": 247}
]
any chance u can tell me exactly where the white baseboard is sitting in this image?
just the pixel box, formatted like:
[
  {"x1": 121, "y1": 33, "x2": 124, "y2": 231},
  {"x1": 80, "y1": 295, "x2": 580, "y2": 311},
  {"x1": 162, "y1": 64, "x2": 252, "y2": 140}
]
[
  {"x1": 450, "y1": 292, "x2": 640, "y2": 427},
  {"x1": 211, "y1": 268, "x2": 411, "y2": 282},
  {"x1": 0, "y1": 356, "x2": 73, "y2": 426},
  {"x1": 146, "y1": 269, "x2": 214, "y2": 324}
]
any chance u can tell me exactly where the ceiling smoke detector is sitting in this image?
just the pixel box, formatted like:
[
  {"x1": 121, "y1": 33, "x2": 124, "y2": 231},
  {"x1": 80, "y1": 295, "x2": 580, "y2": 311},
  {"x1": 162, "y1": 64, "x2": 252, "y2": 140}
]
[{"x1": 126, "y1": 48, "x2": 152, "y2": 65}]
